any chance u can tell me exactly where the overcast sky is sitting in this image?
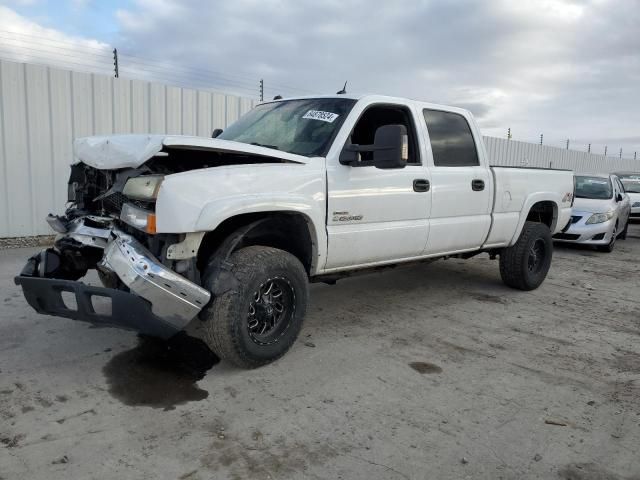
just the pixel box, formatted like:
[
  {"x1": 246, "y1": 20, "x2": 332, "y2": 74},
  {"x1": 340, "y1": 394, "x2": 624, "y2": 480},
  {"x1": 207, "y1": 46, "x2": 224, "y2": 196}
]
[{"x1": 0, "y1": 0, "x2": 638, "y2": 157}]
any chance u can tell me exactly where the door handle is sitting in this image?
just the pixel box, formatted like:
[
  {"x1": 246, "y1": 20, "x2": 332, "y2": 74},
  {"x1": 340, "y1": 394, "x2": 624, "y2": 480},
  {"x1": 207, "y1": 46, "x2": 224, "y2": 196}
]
[
  {"x1": 413, "y1": 179, "x2": 430, "y2": 192},
  {"x1": 471, "y1": 179, "x2": 485, "y2": 191}
]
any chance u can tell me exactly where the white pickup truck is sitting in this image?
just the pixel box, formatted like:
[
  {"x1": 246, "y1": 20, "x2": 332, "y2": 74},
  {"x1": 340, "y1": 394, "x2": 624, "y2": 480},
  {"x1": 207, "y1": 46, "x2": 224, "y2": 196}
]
[{"x1": 15, "y1": 94, "x2": 574, "y2": 368}]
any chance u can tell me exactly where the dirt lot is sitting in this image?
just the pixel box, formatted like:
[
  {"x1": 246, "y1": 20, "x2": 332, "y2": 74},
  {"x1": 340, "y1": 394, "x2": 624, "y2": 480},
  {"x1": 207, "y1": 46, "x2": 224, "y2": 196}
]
[{"x1": 1, "y1": 226, "x2": 639, "y2": 480}]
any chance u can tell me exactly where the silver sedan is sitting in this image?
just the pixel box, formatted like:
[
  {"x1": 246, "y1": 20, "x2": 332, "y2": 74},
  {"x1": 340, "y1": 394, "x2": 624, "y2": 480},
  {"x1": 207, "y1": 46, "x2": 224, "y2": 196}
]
[{"x1": 553, "y1": 174, "x2": 631, "y2": 252}]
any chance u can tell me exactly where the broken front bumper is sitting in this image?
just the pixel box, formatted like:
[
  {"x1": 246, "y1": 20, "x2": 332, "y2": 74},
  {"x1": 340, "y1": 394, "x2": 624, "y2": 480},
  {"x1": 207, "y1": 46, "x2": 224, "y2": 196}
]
[{"x1": 14, "y1": 227, "x2": 211, "y2": 339}]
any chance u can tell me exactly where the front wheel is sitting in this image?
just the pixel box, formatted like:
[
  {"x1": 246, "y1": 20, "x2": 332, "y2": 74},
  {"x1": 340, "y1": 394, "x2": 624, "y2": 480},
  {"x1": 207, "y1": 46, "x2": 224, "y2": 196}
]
[
  {"x1": 201, "y1": 246, "x2": 309, "y2": 369},
  {"x1": 499, "y1": 221, "x2": 553, "y2": 291},
  {"x1": 597, "y1": 223, "x2": 617, "y2": 253},
  {"x1": 619, "y1": 218, "x2": 629, "y2": 240}
]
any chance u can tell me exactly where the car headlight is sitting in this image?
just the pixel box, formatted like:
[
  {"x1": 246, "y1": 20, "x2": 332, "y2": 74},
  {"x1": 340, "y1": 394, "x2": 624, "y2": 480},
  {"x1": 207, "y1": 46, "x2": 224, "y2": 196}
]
[
  {"x1": 123, "y1": 175, "x2": 164, "y2": 200},
  {"x1": 120, "y1": 203, "x2": 157, "y2": 234},
  {"x1": 586, "y1": 211, "x2": 614, "y2": 224}
]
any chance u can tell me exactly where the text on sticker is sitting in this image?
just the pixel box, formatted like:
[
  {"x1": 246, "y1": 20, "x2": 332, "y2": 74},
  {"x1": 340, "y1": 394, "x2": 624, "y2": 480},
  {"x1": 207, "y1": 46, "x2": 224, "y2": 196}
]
[{"x1": 302, "y1": 110, "x2": 340, "y2": 123}]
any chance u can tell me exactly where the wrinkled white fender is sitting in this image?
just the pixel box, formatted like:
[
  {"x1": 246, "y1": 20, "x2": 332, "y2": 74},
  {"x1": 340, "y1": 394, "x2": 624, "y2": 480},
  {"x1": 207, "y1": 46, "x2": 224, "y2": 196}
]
[{"x1": 155, "y1": 161, "x2": 327, "y2": 272}]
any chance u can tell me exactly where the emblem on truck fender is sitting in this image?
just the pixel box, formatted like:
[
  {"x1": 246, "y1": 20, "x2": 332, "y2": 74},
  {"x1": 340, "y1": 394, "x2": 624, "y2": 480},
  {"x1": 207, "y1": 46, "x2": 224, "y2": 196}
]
[{"x1": 332, "y1": 211, "x2": 363, "y2": 222}]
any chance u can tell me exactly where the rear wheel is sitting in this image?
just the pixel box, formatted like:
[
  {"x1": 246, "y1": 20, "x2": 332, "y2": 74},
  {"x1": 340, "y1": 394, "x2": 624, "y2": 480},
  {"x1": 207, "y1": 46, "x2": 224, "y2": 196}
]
[
  {"x1": 499, "y1": 221, "x2": 553, "y2": 291},
  {"x1": 201, "y1": 246, "x2": 308, "y2": 369}
]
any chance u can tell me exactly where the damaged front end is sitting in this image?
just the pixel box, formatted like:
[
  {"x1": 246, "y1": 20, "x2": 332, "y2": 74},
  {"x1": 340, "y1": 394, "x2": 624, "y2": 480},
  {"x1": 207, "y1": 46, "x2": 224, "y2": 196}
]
[
  {"x1": 14, "y1": 153, "x2": 212, "y2": 339},
  {"x1": 15, "y1": 217, "x2": 211, "y2": 339}
]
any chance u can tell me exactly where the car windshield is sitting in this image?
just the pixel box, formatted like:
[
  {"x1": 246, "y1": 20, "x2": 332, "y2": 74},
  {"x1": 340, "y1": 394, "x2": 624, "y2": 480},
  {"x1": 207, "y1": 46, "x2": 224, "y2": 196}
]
[
  {"x1": 617, "y1": 174, "x2": 640, "y2": 193},
  {"x1": 575, "y1": 176, "x2": 613, "y2": 200},
  {"x1": 218, "y1": 98, "x2": 357, "y2": 157},
  {"x1": 621, "y1": 179, "x2": 640, "y2": 193}
]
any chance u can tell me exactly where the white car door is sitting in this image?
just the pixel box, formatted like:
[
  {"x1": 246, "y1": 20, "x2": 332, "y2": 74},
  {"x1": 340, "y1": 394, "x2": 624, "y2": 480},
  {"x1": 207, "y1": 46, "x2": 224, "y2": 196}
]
[
  {"x1": 420, "y1": 108, "x2": 492, "y2": 254},
  {"x1": 325, "y1": 102, "x2": 431, "y2": 270}
]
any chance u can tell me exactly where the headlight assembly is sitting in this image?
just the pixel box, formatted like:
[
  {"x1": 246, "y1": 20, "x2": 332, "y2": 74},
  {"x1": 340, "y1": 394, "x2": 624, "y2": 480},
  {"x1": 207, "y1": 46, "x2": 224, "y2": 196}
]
[
  {"x1": 120, "y1": 203, "x2": 157, "y2": 234},
  {"x1": 123, "y1": 175, "x2": 164, "y2": 200},
  {"x1": 586, "y1": 211, "x2": 614, "y2": 224}
]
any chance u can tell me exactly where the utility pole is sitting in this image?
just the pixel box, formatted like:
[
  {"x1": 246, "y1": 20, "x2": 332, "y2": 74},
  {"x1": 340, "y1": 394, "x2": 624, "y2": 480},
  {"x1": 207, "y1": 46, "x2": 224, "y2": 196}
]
[
  {"x1": 566, "y1": 139, "x2": 569, "y2": 150},
  {"x1": 604, "y1": 146, "x2": 608, "y2": 156},
  {"x1": 113, "y1": 48, "x2": 119, "y2": 78},
  {"x1": 539, "y1": 134, "x2": 543, "y2": 145},
  {"x1": 619, "y1": 148, "x2": 623, "y2": 159},
  {"x1": 588, "y1": 144, "x2": 591, "y2": 153},
  {"x1": 507, "y1": 128, "x2": 511, "y2": 140},
  {"x1": 259, "y1": 79, "x2": 264, "y2": 102},
  {"x1": 635, "y1": 151, "x2": 637, "y2": 161}
]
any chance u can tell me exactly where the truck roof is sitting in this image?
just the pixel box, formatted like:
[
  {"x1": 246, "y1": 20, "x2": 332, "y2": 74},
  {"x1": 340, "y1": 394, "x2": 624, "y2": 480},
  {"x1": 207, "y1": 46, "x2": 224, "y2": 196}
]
[{"x1": 264, "y1": 94, "x2": 473, "y2": 116}]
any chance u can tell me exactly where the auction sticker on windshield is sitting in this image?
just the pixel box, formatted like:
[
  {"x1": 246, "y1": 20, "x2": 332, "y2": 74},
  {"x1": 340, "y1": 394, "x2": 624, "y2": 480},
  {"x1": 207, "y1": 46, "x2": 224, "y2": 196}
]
[{"x1": 302, "y1": 110, "x2": 339, "y2": 123}]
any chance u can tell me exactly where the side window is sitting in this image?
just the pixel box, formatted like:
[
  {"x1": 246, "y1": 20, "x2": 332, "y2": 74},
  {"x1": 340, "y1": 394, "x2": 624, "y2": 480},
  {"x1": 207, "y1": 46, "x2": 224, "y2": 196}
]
[
  {"x1": 349, "y1": 105, "x2": 419, "y2": 164},
  {"x1": 616, "y1": 178, "x2": 625, "y2": 193},
  {"x1": 423, "y1": 109, "x2": 479, "y2": 167}
]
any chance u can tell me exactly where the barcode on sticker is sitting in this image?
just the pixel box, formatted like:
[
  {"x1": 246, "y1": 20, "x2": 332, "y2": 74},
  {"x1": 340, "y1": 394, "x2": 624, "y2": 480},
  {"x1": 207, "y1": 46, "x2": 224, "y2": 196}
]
[{"x1": 302, "y1": 110, "x2": 339, "y2": 123}]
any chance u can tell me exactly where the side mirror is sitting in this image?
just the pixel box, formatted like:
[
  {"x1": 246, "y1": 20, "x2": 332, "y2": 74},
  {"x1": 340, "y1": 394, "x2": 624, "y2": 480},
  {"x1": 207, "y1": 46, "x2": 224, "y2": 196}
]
[
  {"x1": 339, "y1": 124, "x2": 408, "y2": 169},
  {"x1": 616, "y1": 193, "x2": 623, "y2": 202},
  {"x1": 212, "y1": 128, "x2": 223, "y2": 138},
  {"x1": 372, "y1": 125, "x2": 407, "y2": 169}
]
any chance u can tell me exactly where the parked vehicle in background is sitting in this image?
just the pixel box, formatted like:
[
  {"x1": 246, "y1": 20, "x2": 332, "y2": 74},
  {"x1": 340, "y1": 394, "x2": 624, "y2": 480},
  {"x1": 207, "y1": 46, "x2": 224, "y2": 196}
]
[
  {"x1": 615, "y1": 172, "x2": 640, "y2": 221},
  {"x1": 553, "y1": 174, "x2": 630, "y2": 252},
  {"x1": 14, "y1": 94, "x2": 574, "y2": 368}
]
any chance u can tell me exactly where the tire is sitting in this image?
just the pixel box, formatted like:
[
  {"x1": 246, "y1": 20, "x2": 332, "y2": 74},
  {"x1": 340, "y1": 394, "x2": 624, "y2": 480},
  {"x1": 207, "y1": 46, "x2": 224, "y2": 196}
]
[
  {"x1": 200, "y1": 246, "x2": 309, "y2": 369},
  {"x1": 499, "y1": 221, "x2": 553, "y2": 291},
  {"x1": 596, "y1": 222, "x2": 617, "y2": 253},
  {"x1": 620, "y1": 218, "x2": 628, "y2": 240}
]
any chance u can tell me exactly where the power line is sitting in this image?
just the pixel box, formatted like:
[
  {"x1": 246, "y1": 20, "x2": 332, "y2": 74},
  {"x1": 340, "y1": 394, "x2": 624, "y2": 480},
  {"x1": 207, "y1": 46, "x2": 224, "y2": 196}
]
[
  {"x1": 118, "y1": 53, "x2": 260, "y2": 86},
  {"x1": 118, "y1": 64, "x2": 258, "y2": 90},
  {"x1": 0, "y1": 37, "x2": 112, "y2": 60},
  {"x1": 118, "y1": 67, "x2": 258, "y2": 95},
  {"x1": 118, "y1": 51, "x2": 317, "y2": 94},
  {"x1": 0, "y1": 37, "x2": 316, "y2": 99},
  {"x1": 118, "y1": 55, "x2": 258, "y2": 89},
  {"x1": 0, "y1": 50, "x2": 112, "y2": 72},
  {"x1": 0, "y1": 29, "x2": 110, "y2": 53},
  {"x1": 0, "y1": 42, "x2": 112, "y2": 62}
]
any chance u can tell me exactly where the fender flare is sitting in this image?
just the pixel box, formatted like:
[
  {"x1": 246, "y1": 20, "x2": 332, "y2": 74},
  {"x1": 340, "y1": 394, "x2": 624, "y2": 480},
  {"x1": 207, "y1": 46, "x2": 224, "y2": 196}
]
[{"x1": 509, "y1": 193, "x2": 561, "y2": 246}]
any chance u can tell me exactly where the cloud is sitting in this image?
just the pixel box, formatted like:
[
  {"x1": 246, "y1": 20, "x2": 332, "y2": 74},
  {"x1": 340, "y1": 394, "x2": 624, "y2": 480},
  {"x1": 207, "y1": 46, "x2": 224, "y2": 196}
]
[{"x1": 0, "y1": 5, "x2": 111, "y2": 74}]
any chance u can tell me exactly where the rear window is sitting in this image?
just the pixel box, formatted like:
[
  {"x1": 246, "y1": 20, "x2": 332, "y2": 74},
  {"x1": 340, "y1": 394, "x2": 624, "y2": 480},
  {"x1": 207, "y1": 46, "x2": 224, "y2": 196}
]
[{"x1": 423, "y1": 109, "x2": 479, "y2": 167}]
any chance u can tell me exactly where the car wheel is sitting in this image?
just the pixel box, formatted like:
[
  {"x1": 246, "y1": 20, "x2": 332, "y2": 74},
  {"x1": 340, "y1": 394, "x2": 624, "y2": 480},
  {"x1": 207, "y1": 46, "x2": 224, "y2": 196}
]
[
  {"x1": 499, "y1": 221, "x2": 553, "y2": 291},
  {"x1": 597, "y1": 223, "x2": 617, "y2": 253},
  {"x1": 200, "y1": 246, "x2": 309, "y2": 369},
  {"x1": 620, "y1": 218, "x2": 629, "y2": 240}
]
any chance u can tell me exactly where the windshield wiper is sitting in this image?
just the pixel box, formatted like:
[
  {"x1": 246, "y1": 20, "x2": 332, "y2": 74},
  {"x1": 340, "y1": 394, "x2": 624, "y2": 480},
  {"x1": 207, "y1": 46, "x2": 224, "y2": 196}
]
[{"x1": 250, "y1": 142, "x2": 280, "y2": 150}]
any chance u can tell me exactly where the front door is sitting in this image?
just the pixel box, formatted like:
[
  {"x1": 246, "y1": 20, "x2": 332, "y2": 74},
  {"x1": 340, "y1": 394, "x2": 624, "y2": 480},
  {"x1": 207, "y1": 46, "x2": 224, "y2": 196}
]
[{"x1": 325, "y1": 103, "x2": 431, "y2": 270}]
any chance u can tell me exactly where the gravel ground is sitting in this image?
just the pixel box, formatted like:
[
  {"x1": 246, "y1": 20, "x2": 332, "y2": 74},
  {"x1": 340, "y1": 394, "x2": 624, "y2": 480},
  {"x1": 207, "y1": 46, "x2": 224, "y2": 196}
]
[
  {"x1": 1, "y1": 225, "x2": 639, "y2": 480},
  {"x1": 0, "y1": 236, "x2": 55, "y2": 250}
]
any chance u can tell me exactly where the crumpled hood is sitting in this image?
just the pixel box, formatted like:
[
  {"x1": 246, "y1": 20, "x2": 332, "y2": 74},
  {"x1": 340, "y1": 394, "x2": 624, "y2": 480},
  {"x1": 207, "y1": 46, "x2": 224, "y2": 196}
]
[
  {"x1": 73, "y1": 134, "x2": 310, "y2": 169},
  {"x1": 573, "y1": 197, "x2": 615, "y2": 214}
]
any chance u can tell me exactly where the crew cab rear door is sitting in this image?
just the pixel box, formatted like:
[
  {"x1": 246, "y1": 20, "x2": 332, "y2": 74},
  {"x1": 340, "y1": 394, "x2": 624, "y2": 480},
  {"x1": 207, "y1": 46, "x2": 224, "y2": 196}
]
[
  {"x1": 420, "y1": 108, "x2": 492, "y2": 254},
  {"x1": 324, "y1": 101, "x2": 431, "y2": 270}
]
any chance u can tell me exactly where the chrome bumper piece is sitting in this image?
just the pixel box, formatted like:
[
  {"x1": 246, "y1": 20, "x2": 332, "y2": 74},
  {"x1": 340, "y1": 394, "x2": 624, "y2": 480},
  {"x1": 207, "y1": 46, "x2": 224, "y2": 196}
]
[{"x1": 100, "y1": 231, "x2": 211, "y2": 330}]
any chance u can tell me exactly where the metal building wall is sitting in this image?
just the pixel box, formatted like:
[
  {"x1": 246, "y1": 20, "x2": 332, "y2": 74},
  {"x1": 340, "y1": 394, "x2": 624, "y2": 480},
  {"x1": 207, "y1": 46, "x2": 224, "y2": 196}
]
[
  {"x1": 0, "y1": 59, "x2": 256, "y2": 237},
  {"x1": 483, "y1": 136, "x2": 639, "y2": 173}
]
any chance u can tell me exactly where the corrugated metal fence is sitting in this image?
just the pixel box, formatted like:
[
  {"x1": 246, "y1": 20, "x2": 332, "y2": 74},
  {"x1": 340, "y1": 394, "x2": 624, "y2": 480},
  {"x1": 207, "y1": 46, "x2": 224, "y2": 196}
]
[
  {"x1": 0, "y1": 59, "x2": 256, "y2": 237},
  {"x1": 484, "y1": 136, "x2": 638, "y2": 174},
  {"x1": 1, "y1": 59, "x2": 638, "y2": 237}
]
